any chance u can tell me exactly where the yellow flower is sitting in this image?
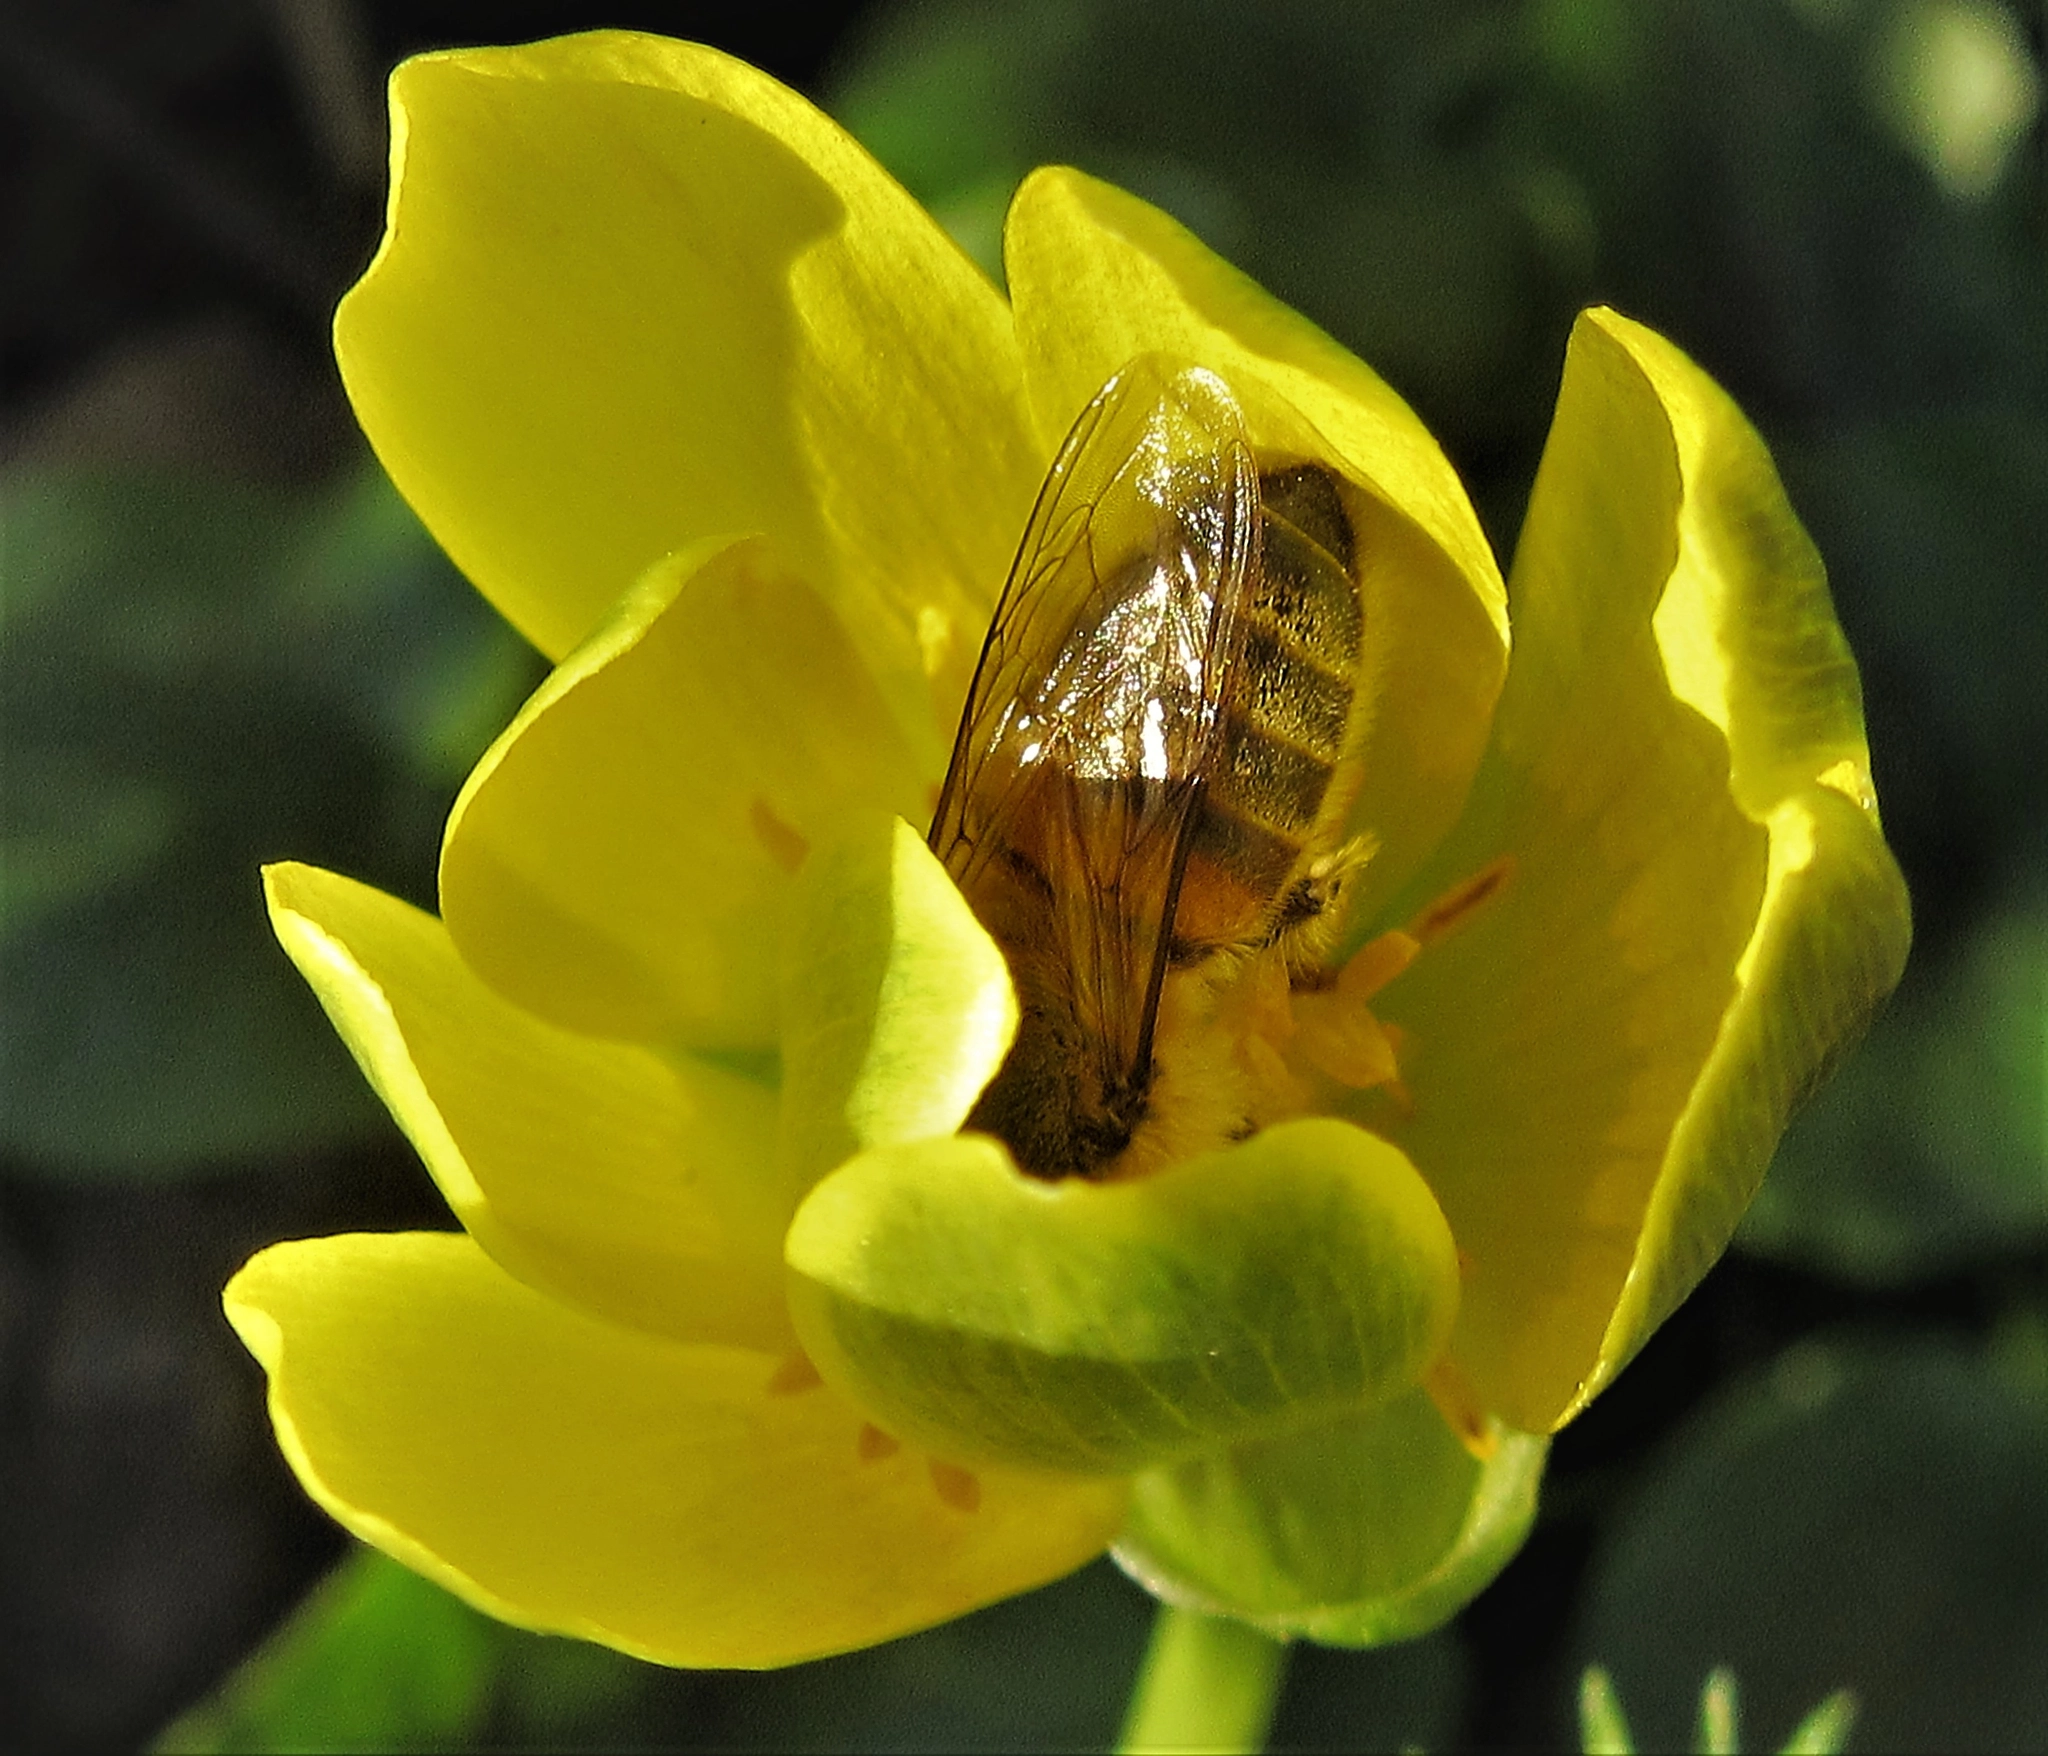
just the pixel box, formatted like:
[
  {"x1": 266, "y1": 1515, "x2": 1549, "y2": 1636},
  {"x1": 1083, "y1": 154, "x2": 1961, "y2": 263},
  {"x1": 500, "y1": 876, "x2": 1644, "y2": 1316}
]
[{"x1": 226, "y1": 32, "x2": 1910, "y2": 1667}]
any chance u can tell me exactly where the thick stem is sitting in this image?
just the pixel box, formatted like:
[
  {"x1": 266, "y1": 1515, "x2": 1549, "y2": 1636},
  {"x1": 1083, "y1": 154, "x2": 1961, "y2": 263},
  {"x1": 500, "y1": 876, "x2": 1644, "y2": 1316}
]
[{"x1": 1116, "y1": 1603, "x2": 1290, "y2": 1754}]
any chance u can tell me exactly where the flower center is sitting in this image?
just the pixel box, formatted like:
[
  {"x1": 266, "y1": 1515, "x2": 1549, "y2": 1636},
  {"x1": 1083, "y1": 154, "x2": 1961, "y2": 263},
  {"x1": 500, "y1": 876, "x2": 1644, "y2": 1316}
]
[{"x1": 1235, "y1": 854, "x2": 1517, "y2": 1135}]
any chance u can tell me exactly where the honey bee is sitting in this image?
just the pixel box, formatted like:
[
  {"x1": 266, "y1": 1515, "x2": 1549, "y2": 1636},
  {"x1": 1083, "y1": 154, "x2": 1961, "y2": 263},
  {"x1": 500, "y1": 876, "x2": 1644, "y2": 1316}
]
[{"x1": 928, "y1": 355, "x2": 1373, "y2": 1180}]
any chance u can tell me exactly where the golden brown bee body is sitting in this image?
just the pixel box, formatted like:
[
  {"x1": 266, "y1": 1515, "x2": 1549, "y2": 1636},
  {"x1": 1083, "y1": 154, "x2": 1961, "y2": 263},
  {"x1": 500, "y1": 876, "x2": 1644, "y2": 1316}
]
[
  {"x1": 928, "y1": 357, "x2": 1372, "y2": 1180},
  {"x1": 1172, "y1": 461, "x2": 1366, "y2": 964}
]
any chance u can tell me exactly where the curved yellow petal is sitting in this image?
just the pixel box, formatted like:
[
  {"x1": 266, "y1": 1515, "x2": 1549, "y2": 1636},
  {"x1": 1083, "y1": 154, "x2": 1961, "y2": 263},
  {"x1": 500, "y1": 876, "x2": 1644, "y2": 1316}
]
[
  {"x1": 225, "y1": 1233, "x2": 1127, "y2": 1668},
  {"x1": 338, "y1": 30, "x2": 1040, "y2": 743},
  {"x1": 264, "y1": 861, "x2": 788, "y2": 1351},
  {"x1": 1375, "y1": 309, "x2": 1909, "y2": 1430},
  {"x1": 1001, "y1": 167, "x2": 1508, "y2": 914},
  {"x1": 439, "y1": 537, "x2": 928, "y2": 1049},
  {"x1": 776, "y1": 818, "x2": 1017, "y2": 1196},
  {"x1": 1574, "y1": 311, "x2": 1912, "y2": 1415}
]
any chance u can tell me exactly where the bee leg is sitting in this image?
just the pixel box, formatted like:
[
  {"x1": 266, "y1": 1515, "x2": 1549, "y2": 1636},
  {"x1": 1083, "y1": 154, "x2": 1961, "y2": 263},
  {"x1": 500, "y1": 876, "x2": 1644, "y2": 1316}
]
[{"x1": 1265, "y1": 834, "x2": 1376, "y2": 968}]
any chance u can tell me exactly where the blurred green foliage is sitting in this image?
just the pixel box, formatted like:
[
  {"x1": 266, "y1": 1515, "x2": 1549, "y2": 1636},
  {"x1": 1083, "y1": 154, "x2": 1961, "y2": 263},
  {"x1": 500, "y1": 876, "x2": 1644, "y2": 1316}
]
[
  {"x1": 0, "y1": 462, "x2": 535, "y2": 1174},
  {"x1": 8, "y1": 0, "x2": 2043, "y2": 1747},
  {"x1": 1742, "y1": 885, "x2": 2046, "y2": 1280},
  {"x1": 1579, "y1": 1665, "x2": 1857, "y2": 1754},
  {"x1": 1572, "y1": 1333, "x2": 2048, "y2": 1750},
  {"x1": 156, "y1": 1545, "x2": 1474, "y2": 1753}
]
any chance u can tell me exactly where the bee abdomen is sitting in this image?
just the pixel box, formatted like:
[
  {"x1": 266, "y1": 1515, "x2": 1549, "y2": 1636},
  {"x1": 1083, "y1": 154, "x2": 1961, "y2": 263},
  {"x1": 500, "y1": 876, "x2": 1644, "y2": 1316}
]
[
  {"x1": 1249, "y1": 476, "x2": 1362, "y2": 671},
  {"x1": 1174, "y1": 468, "x2": 1364, "y2": 952},
  {"x1": 1214, "y1": 712, "x2": 1336, "y2": 841},
  {"x1": 1260, "y1": 463, "x2": 1356, "y2": 575},
  {"x1": 1236, "y1": 625, "x2": 1351, "y2": 752}
]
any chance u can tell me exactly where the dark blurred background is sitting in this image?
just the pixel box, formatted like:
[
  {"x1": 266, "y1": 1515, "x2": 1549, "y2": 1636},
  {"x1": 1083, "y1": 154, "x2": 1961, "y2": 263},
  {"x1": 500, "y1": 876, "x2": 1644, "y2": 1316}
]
[{"x1": 2, "y1": 1, "x2": 2043, "y2": 1750}]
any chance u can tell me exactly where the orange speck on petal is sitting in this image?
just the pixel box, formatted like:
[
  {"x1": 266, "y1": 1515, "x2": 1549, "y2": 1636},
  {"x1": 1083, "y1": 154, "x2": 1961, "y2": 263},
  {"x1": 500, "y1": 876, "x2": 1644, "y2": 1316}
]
[
  {"x1": 928, "y1": 1459, "x2": 982, "y2": 1512},
  {"x1": 1411, "y1": 856, "x2": 1514, "y2": 945},
  {"x1": 857, "y1": 1423, "x2": 902, "y2": 1462},
  {"x1": 765, "y1": 1351, "x2": 824, "y2": 1395},
  {"x1": 749, "y1": 798, "x2": 810, "y2": 873},
  {"x1": 1424, "y1": 1354, "x2": 1499, "y2": 1462}
]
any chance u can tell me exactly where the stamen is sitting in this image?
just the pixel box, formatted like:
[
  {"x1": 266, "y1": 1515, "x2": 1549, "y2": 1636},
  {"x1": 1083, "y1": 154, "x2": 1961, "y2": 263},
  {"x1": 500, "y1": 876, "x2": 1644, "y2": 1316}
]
[
  {"x1": 1336, "y1": 928, "x2": 1420, "y2": 1002},
  {"x1": 1290, "y1": 930, "x2": 1414, "y2": 1093},
  {"x1": 857, "y1": 1423, "x2": 902, "y2": 1462},
  {"x1": 765, "y1": 1350, "x2": 824, "y2": 1395},
  {"x1": 1423, "y1": 1353, "x2": 1498, "y2": 1462},
  {"x1": 1411, "y1": 856, "x2": 1514, "y2": 945},
  {"x1": 1377, "y1": 1022, "x2": 1416, "y2": 1120},
  {"x1": 1241, "y1": 1030, "x2": 1309, "y2": 1111},
  {"x1": 1293, "y1": 999, "x2": 1400, "y2": 1090},
  {"x1": 1282, "y1": 861, "x2": 1509, "y2": 1120},
  {"x1": 749, "y1": 798, "x2": 810, "y2": 873},
  {"x1": 928, "y1": 1459, "x2": 982, "y2": 1512}
]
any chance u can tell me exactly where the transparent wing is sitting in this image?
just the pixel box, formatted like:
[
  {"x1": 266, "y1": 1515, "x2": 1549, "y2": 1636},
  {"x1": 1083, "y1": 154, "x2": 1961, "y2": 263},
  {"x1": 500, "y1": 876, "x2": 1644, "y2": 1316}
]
[{"x1": 929, "y1": 354, "x2": 1260, "y2": 1098}]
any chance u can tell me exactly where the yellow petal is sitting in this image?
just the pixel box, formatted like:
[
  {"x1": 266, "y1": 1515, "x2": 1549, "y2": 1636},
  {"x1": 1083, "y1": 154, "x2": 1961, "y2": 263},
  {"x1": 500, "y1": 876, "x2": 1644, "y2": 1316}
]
[
  {"x1": 264, "y1": 861, "x2": 789, "y2": 1351},
  {"x1": 226, "y1": 1232, "x2": 1127, "y2": 1668},
  {"x1": 337, "y1": 31, "x2": 1040, "y2": 744},
  {"x1": 439, "y1": 537, "x2": 928, "y2": 1049},
  {"x1": 1375, "y1": 310, "x2": 1909, "y2": 1430},
  {"x1": 1575, "y1": 311, "x2": 1913, "y2": 1415},
  {"x1": 1002, "y1": 167, "x2": 1508, "y2": 914},
  {"x1": 776, "y1": 818, "x2": 1017, "y2": 1193}
]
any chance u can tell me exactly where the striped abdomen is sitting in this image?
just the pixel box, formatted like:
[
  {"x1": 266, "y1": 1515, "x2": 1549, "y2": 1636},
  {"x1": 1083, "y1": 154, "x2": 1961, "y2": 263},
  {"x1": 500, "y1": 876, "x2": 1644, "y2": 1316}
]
[{"x1": 1171, "y1": 463, "x2": 1367, "y2": 959}]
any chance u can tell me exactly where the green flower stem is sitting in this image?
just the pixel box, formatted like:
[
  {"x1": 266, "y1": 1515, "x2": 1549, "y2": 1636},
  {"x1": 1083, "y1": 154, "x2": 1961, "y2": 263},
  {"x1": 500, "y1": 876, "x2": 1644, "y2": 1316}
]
[{"x1": 1116, "y1": 1604, "x2": 1290, "y2": 1754}]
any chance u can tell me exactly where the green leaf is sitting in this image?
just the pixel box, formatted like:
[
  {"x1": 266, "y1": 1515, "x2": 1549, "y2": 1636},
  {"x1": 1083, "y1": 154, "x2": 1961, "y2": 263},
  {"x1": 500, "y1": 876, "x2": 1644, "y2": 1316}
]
[
  {"x1": 1572, "y1": 1335, "x2": 2048, "y2": 1751},
  {"x1": 0, "y1": 865, "x2": 389, "y2": 1171},
  {"x1": 1, "y1": 750, "x2": 180, "y2": 937},
  {"x1": 676, "y1": 1557, "x2": 1158, "y2": 1752},
  {"x1": 1739, "y1": 887, "x2": 2048, "y2": 1281},
  {"x1": 156, "y1": 1551, "x2": 494, "y2": 1753},
  {"x1": 156, "y1": 1548, "x2": 663, "y2": 1753},
  {"x1": 785, "y1": 1119, "x2": 1460, "y2": 1474},
  {"x1": 0, "y1": 464, "x2": 535, "y2": 1177},
  {"x1": 1777, "y1": 414, "x2": 2048, "y2": 855},
  {"x1": 831, "y1": 0, "x2": 1553, "y2": 444},
  {"x1": 1580, "y1": 1667, "x2": 1858, "y2": 1756},
  {"x1": 1116, "y1": 1388, "x2": 1546, "y2": 1645},
  {"x1": 1696, "y1": 1666, "x2": 1739, "y2": 1755},
  {"x1": 1778, "y1": 1688, "x2": 1857, "y2": 1755},
  {"x1": 1580, "y1": 1666, "x2": 1636, "y2": 1755}
]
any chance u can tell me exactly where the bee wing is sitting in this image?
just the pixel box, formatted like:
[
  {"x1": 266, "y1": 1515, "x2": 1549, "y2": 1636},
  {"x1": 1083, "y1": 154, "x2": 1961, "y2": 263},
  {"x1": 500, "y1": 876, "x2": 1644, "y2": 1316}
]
[{"x1": 931, "y1": 355, "x2": 1259, "y2": 1088}]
